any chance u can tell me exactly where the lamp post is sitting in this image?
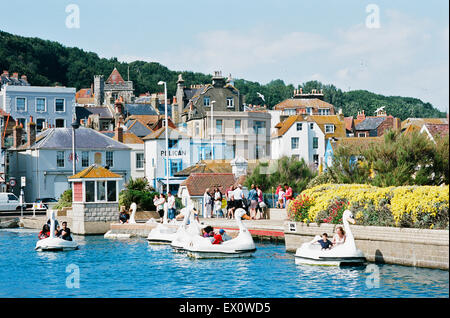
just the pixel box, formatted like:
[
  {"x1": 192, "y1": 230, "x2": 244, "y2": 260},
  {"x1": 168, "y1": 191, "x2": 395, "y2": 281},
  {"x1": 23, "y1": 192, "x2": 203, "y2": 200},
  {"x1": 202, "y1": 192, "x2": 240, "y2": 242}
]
[
  {"x1": 158, "y1": 81, "x2": 169, "y2": 197},
  {"x1": 71, "y1": 117, "x2": 80, "y2": 176},
  {"x1": 210, "y1": 100, "x2": 216, "y2": 160}
]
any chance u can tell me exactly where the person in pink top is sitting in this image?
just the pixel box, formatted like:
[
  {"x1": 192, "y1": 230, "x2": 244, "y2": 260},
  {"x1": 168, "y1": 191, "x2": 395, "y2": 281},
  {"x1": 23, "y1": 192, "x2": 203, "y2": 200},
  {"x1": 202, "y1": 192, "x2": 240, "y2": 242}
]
[{"x1": 284, "y1": 184, "x2": 293, "y2": 208}]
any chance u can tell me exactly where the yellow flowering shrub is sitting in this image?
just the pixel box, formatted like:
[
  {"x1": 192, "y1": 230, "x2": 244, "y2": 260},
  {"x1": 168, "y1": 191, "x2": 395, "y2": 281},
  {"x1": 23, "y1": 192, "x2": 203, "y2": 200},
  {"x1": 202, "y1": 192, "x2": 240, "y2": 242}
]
[{"x1": 291, "y1": 183, "x2": 449, "y2": 229}]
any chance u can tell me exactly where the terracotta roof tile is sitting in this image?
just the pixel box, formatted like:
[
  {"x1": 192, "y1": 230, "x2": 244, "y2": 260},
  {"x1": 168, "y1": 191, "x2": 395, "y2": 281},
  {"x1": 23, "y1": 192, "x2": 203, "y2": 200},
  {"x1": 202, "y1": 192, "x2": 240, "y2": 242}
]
[
  {"x1": 181, "y1": 173, "x2": 237, "y2": 196},
  {"x1": 424, "y1": 123, "x2": 449, "y2": 138},
  {"x1": 69, "y1": 164, "x2": 122, "y2": 179},
  {"x1": 106, "y1": 68, "x2": 125, "y2": 85}
]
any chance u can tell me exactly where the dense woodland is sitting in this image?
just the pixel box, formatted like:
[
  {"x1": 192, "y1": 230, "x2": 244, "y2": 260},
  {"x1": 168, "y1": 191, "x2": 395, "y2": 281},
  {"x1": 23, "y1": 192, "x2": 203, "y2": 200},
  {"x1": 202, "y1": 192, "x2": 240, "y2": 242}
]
[{"x1": 0, "y1": 30, "x2": 446, "y2": 120}]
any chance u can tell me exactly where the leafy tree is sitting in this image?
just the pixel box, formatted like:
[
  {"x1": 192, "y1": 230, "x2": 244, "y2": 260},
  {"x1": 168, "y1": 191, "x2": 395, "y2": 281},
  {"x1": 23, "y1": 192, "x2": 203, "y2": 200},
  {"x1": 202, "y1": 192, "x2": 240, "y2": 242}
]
[{"x1": 245, "y1": 156, "x2": 317, "y2": 193}]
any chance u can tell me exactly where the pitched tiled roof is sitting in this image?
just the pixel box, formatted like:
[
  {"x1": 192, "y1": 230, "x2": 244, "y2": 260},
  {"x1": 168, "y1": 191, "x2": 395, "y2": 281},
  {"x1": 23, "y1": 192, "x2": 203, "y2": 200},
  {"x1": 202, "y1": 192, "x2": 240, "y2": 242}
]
[
  {"x1": 272, "y1": 114, "x2": 346, "y2": 139},
  {"x1": 77, "y1": 106, "x2": 113, "y2": 119},
  {"x1": 106, "y1": 68, "x2": 125, "y2": 84},
  {"x1": 308, "y1": 115, "x2": 346, "y2": 138},
  {"x1": 274, "y1": 98, "x2": 334, "y2": 110},
  {"x1": 69, "y1": 164, "x2": 121, "y2": 179},
  {"x1": 13, "y1": 127, "x2": 131, "y2": 150},
  {"x1": 123, "y1": 104, "x2": 158, "y2": 116},
  {"x1": 344, "y1": 117, "x2": 354, "y2": 131},
  {"x1": 142, "y1": 126, "x2": 188, "y2": 140},
  {"x1": 100, "y1": 131, "x2": 144, "y2": 144},
  {"x1": 355, "y1": 117, "x2": 386, "y2": 131},
  {"x1": 424, "y1": 123, "x2": 449, "y2": 138},
  {"x1": 332, "y1": 136, "x2": 384, "y2": 149},
  {"x1": 181, "y1": 173, "x2": 237, "y2": 196},
  {"x1": 402, "y1": 118, "x2": 448, "y2": 130},
  {"x1": 175, "y1": 160, "x2": 232, "y2": 177}
]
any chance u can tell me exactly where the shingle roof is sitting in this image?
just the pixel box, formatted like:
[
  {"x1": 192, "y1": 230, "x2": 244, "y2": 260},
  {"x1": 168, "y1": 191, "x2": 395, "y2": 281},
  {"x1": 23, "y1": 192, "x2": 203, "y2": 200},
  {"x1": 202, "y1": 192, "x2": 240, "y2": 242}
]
[
  {"x1": 125, "y1": 119, "x2": 153, "y2": 138},
  {"x1": 76, "y1": 106, "x2": 113, "y2": 119},
  {"x1": 354, "y1": 117, "x2": 386, "y2": 131},
  {"x1": 402, "y1": 118, "x2": 448, "y2": 130},
  {"x1": 15, "y1": 127, "x2": 131, "y2": 150},
  {"x1": 274, "y1": 98, "x2": 334, "y2": 110},
  {"x1": 106, "y1": 68, "x2": 125, "y2": 85},
  {"x1": 123, "y1": 104, "x2": 158, "y2": 116},
  {"x1": 174, "y1": 160, "x2": 232, "y2": 177},
  {"x1": 100, "y1": 131, "x2": 144, "y2": 144},
  {"x1": 344, "y1": 117, "x2": 354, "y2": 131},
  {"x1": 181, "y1": 173, "x2": 237, "y2": 196},
  {"x1": 272, "y1": 114, "x2": 346, "y2": 139},
  {"x1": 142, "y1": 126, "x2": 188, "y2": 140},
  {"x1": 69, "y1": 164, "x2": 121, "y2": 179},
  {"x1": 333, "y1": 136, "x2": 384, "y2": 149},
  {"x1": 424, "y1": 123, "x2": 449, "y2": 138}
]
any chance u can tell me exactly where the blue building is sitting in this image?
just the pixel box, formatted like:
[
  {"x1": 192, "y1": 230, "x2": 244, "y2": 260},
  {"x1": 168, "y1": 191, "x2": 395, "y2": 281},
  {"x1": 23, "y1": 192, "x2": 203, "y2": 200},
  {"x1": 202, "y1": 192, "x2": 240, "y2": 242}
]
[{"x1": 1, "y1": 73, "x2": 76, "y2": 132}]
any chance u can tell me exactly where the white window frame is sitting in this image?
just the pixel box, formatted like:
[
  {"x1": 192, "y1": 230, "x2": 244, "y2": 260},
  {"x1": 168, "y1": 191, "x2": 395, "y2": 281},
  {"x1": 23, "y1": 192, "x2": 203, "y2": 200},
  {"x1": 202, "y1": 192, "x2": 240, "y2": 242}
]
[
  {"x1": 291, "y1": 137, "x2": 299, "y2": 149},
  {"x1": 358, "y1": 132, "x2": 367, "y2": 137},
  {"x1": 318, "y1": 108, "x2": 330, "y2": 115},
  {"x1": 194, "y1": 122, "x2": 200, "y2": 136},
  {"x1": 57, "y1": 151, "x2": 65, "y2": 168},
  {"x1": 81, "y1": 151, "x2": 90, "y2": 168},
  {"x1": 106, "y1": 151, "x2": 114, "y2": 167},
  {"x1": 313, "y1": 137, "x2": 319, "y2": 149},
  {"x1": 226, "y1": 97, "x2": 234, "y2": 108},
  {"x1": 203, "y1": 96, "x2": 210, "y2": 107},
  {"x1": 325, "y1": 124, "x2": 335, "y2": 133},
  {"x1": 35, "y1": 97, "x2": 47, "y2": 113},
  {"x1": 296, "y1": 123, "x2": 302, "y2": 131},
  {"x1": 16, "y1": 97, "x2": 27, "y2": 112},
  {"x1": 136, "y1": 152, "x2": 144, "y2": 170},
  {"x1": 55, "y1": 98, "x2": 65, "y2": 112},
  {"x1": 310, "y1": 123, "x2": 314, "y2": 130}
]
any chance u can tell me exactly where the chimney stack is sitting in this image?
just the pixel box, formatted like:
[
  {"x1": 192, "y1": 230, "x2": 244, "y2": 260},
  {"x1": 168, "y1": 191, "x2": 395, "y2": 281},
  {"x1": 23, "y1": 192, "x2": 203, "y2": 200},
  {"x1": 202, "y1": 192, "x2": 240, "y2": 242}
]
[
  {"x1": 27, "y1": 116, "x2": 36, "y2": 148},
  {"x1": 114, "y1": 116, "x2": 124, "y2": 143},
  {"x1": 13, "y1": 120, "x2": 23, "y2": 148}
]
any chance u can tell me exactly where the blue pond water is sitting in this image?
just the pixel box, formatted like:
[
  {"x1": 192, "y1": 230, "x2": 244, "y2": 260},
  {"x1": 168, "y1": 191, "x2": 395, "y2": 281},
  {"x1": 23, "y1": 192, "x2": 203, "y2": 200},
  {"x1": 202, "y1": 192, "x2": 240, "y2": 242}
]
[{"x1": 0, "y1": 229, "x2": 448, "y2": 298}]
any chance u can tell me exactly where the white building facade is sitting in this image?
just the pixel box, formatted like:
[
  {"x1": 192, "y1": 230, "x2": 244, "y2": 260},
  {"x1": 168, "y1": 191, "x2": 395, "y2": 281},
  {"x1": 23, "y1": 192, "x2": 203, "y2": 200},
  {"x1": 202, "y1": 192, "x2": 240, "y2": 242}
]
[{"x1": 8, "y1": 127, "x2": 131, "y2": 202}]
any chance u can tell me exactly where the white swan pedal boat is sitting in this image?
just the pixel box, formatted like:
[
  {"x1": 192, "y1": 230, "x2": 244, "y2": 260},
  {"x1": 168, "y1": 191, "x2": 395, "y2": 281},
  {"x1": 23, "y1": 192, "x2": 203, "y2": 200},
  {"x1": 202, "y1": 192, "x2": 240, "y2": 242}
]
[
  {"x1": 147, "y1": 207, "x2": 182, "y2": 244},
  {"x1": 170, "y1": 207, "x2": 203, "y2": 252},
  {"x1": 35, "y1": 211, "x2": 78, "y2": 252},
  {"x1": 294, "y1": 210, "x2": 366, "y2": 266},
  {"x1": 184, "y1": 209, "x2": 256, "y2": 259}
]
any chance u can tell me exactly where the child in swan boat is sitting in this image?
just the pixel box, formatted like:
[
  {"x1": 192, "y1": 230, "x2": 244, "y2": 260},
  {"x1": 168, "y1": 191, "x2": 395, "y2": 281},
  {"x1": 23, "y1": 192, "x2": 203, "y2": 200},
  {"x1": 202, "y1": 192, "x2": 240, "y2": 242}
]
[{"x1": 317, "y1": 233, "x2": 333, "y2": 250}]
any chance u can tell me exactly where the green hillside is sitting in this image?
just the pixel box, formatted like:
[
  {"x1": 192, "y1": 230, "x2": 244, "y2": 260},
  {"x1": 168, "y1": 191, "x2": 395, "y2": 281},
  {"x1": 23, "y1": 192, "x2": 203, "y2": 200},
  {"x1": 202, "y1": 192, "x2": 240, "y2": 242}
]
[{"x1": 0, "y1": 30, "x2": 446, "y2": 120}]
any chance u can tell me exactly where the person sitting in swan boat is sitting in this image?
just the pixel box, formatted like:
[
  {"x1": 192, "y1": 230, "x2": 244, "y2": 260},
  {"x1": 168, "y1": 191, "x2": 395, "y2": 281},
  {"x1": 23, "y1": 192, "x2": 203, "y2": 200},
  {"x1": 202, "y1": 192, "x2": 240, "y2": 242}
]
[
  {"x1": 38, "y1": 224, "x2": 50, "y2": 240},
  {"x1": 332, "y1": 226, "x2": 346, "y2": 246},
  {"x1": 317, "y1": 233, "x2": 333, "y2": 250},
  {"x1": 212, "y1": 229, "x2": 225, "y2": 245}
]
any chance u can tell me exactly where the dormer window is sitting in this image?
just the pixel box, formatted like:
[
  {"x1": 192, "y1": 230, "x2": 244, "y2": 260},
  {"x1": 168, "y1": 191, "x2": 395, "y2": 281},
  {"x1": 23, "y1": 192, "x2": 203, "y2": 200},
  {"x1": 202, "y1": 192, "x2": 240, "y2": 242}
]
[
  {"x1": 226, "y1": 97, "x2": 234, "y2": 108},
  {"x1": 203, "y1": 96, "x2": 210, "y2": 106},
  {"x1": 325, "y1": 124, "x2": 335, "y2": 133}
]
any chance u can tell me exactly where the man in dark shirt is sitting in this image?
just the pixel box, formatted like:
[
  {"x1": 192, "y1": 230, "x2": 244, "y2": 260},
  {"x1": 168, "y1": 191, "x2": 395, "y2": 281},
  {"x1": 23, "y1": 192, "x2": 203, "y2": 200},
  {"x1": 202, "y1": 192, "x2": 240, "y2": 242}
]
[
  {"x1": 318, "y1": 233, "x2": 332, "y2": 250},
  {"x1": 57, "y1": 221, "x2": 72, "y2": 241}
]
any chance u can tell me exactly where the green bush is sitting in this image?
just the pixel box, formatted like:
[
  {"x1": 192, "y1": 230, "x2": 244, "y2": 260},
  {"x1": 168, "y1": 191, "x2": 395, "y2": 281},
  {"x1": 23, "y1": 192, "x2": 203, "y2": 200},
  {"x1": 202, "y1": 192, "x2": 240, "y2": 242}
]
[{"x1": 54, "y1": 189, "x2": 72, "y2": 210}]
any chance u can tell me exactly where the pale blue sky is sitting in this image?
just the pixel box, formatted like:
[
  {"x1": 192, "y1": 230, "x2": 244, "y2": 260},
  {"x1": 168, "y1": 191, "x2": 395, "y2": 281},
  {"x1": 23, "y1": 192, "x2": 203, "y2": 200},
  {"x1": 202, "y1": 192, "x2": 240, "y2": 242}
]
[{"x1": 1, "y1": 0, "x2": 448, "y2": 111}]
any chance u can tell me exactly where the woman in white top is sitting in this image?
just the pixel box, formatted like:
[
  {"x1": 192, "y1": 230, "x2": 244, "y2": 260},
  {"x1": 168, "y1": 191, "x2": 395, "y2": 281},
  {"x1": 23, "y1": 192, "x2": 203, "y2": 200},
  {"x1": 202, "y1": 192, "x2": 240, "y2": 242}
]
[
  {"x1": 203, "y1": 188, "x2": 212, "y2": 218},
  {"x1": 332, "y1": 226, "x2": 346, "y2": 246}
]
